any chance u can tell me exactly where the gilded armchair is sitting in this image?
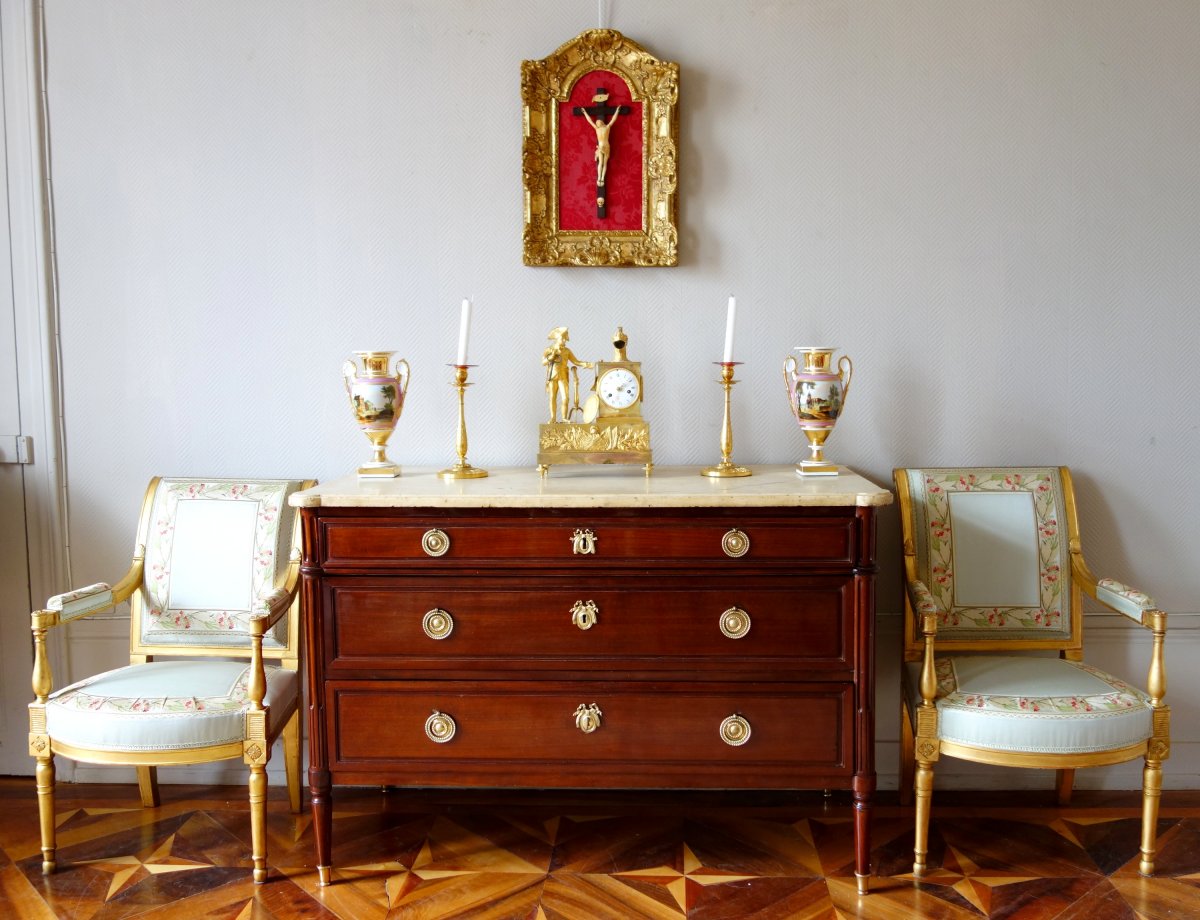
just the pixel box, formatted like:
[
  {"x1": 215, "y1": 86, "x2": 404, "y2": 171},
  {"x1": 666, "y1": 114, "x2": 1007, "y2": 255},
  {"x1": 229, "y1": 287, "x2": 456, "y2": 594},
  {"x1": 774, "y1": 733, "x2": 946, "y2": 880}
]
[
  {"x1": 895, "y1": 467, "x2": 1169, "y2": 876},
  {"x1": 29, "y1": 477, "x2": 314, "y2": 883}
]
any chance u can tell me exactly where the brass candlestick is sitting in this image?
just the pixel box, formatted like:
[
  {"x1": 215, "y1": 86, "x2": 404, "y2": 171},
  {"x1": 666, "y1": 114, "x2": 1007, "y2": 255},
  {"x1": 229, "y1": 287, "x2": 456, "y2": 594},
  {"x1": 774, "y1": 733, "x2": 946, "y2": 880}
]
[
  {"x1": 701, "y1": 362, "x2": 752, "y2": 478},
  {"x1": 439, "y1": 365, "x2": 488, "y2": 480}
]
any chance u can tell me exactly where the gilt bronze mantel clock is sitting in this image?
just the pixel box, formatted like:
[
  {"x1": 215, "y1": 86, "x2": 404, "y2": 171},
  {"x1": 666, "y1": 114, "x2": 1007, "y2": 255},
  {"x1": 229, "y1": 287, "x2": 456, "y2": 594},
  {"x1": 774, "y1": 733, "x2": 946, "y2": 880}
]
[{"x1": 537, "y1": 326, "x2": 652, "y2": 475}]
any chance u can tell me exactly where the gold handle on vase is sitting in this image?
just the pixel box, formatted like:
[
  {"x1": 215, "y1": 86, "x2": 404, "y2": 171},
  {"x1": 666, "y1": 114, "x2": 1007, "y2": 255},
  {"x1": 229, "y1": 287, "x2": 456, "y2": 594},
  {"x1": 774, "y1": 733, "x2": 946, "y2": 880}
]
[
  {"x1": 782, "y1": 355, "x2": 801, "y2": 422},
  {"x1": 574, "y1": 703, "x2": 603, "y2": 734},
  {"x1": 721, "y1": 528, "x2": 750, "y2": 558},
  {"x1": 719, "y1": 714, "x2": 751, "y2": 747},
  {"x1": 719, "y1": 607, "x2": 751, "y2": 639},
  {"x1": 422, "y1": 608, "x2": 454, "y2": 640},
  {"x1": 425, "y1": 710, "x2": 457, "y2": 743},
  {"x1": 421, "y1": 528, "x2": 450, "y2": 557},
  {"x1": 838, "y1": 354, "x2": 853, "y2": 405},
  {"x1": 571, "y1": 600, "x2": 599, "y2": 630}
]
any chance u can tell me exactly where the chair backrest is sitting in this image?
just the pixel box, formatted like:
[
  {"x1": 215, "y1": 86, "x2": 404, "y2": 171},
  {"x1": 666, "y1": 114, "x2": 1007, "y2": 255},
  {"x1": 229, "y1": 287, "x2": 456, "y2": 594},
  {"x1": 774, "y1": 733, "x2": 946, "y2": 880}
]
[
  {"x1": 129, "y1": 477, "x2": 311, "y2": 662},
  {"x1": 895, "y1": 467, "x2": 1082, "y2": 660}
]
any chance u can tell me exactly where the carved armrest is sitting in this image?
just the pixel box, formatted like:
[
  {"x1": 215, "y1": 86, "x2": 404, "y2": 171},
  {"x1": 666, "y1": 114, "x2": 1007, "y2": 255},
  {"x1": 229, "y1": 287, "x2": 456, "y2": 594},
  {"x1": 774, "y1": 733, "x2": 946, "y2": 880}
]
[
  {"x1": 1072, "y1": 556, "x2": 1165, "y2": 629},
  {"x1": 36, "y1": 550, "x2": 145, "y2": 627},
  {"x1": 907, "y1": 579, "x2": 939, "y2": 620}
]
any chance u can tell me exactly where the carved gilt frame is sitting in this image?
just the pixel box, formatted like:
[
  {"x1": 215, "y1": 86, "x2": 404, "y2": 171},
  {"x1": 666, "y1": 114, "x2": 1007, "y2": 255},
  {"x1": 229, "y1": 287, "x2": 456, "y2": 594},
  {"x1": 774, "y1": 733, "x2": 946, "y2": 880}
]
[{"x1": 522, "y1": 30, "x2": 679, "y2": 267}]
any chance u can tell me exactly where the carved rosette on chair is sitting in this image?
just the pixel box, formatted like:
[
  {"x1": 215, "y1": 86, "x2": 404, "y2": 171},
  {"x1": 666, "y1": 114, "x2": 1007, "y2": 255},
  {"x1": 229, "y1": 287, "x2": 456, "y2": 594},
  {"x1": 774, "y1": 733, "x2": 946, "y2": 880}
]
[
  {"x1": 343, "y1": 351, "x2": 411, "y2": 478},
  {"x1": 783, "y1": 346, "x2": 853, "y2": 476}
]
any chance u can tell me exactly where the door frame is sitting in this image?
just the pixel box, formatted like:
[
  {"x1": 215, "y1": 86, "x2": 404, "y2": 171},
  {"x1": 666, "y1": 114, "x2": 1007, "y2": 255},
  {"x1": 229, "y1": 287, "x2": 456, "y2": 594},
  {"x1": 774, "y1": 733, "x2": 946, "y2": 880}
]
[{"x1": 1, "y1": 0, "x2": 70, "y2": 776}]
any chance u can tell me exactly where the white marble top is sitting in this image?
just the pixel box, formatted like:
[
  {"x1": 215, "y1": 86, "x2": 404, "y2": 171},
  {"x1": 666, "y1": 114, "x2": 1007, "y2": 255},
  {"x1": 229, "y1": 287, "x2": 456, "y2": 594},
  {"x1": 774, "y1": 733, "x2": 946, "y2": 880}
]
[{"x1": 290, "y1": 465, "x2": 892, "y2": 509}]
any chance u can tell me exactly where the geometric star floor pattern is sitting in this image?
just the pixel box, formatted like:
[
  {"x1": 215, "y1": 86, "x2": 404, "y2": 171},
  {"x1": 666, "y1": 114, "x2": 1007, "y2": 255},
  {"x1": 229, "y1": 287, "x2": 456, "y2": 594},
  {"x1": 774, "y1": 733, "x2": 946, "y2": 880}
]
[{"x1": 1, "y1": 781, "x2": 1198, "y2": 919}]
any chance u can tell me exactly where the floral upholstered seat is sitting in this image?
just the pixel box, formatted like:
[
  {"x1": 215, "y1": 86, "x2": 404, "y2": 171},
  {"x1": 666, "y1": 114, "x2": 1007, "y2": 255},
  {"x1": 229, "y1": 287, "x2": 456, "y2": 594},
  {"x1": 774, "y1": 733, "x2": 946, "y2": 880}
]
[
  {"x1": 29, "y1": 477, "x2": 313, "y2": 884},
  {"x1": 895, "y1": 467, "x2": 1169, "y2": 879}
]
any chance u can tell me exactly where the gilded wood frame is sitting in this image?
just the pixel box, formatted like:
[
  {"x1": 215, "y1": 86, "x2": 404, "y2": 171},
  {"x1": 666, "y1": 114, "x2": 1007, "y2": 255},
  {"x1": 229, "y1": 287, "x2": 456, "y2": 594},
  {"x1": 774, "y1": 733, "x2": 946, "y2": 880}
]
[{"x1": 522, "y1": 29, "x2": 679, "y2": 266}]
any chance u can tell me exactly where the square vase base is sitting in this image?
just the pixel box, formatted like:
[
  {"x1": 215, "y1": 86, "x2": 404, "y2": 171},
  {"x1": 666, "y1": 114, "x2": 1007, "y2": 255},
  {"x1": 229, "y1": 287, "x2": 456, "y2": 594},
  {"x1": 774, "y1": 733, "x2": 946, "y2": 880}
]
[
  {"x1": 358, "y1": 463, "x2": 400, "y2": 479},
  {"x1": 797, "y1": 460, "x2": 839, "y2": 477}
]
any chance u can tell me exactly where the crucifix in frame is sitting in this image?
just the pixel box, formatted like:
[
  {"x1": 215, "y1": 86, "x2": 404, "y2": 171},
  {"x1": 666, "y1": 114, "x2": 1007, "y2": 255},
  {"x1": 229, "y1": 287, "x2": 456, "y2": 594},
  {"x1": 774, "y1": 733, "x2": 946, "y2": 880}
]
[{"x1": 522, "y1": 30, "x2": 679, "y2": 267}]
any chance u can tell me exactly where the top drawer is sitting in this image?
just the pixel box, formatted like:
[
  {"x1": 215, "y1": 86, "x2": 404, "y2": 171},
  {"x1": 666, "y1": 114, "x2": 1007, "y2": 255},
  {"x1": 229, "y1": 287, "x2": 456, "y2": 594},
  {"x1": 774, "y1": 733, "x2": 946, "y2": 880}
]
[{"x1": 317, "y1": 508, "x2": 857, "y2": 570}]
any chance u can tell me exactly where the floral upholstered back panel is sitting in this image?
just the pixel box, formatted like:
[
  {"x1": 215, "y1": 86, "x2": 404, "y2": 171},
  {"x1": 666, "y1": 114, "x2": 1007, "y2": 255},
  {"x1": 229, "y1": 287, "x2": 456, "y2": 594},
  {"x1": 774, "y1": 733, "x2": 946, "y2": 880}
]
[
  {"x1": 903, "y1": 468, "x2": 1073, "y2": 643},
  {"x1": 139, "y1": 479, "x2": 301, "y2": 650}
]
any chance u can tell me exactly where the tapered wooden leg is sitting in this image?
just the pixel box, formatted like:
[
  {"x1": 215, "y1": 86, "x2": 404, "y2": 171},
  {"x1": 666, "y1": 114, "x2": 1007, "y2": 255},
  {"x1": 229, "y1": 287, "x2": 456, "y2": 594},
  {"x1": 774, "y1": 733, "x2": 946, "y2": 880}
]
[
  {"x1": 1139, "y1": 756, "x2": 1162, "y2": 875},
  {"x1": 137, "y1": 766, "x2": 160, "y2": 807},
  {"x1": 853, "y1": 773, "x2": 874, "y2": 894},
  {"x1": 899, "y1": 699, "x2": 915, "y2": 806},
  {"x1": 1055, "y1": 768, "x2": 1075, "y2": 806},
  {"x1": 36, "y1": 755, "x2": 56, "y2": 875},
  {"x1": 283, "y1": 710, "x2": 302, "y2": 814},
  {"x1": 913, "y1": 759, "x2": 934, "y2": 875},
  {"x1": 249, "y1": 763, "x2": 268, "y2": 883},
  {"x1": 311, "y1": 767, "x2": 332, "y2": 885}
]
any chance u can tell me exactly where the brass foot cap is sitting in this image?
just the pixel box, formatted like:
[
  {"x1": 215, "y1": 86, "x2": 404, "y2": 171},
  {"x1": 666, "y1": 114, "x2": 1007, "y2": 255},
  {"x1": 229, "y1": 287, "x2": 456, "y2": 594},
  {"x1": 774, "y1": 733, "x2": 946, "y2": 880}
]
[
  {"x1": 318, "y1": 865, "x2": 332, "y2": 886},
  {"x1": 855, "y1": 872, "x2": 870, "y2": 895}
]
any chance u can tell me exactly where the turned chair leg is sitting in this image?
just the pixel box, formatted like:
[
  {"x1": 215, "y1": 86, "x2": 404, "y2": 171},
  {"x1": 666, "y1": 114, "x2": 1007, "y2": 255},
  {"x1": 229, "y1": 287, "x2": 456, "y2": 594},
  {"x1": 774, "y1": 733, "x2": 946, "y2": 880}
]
[
  {"x1": 249, "y1": 763, "x2": 269, "y2": 883},
  {"x1": 283, "y1": 710, "x2": 302, "y2": 814},
  {"x1": 1140, "y1": 756, "x2": 1162, "y2": 876},
  {"x1": 137, "y1": 766, "x2": 161, "y2": 807},
  {"x1": 1055, "y1": 768, "x2": 1075, "y2": 806},
  {"x1": 913, "y1": 759, "x2": 934, "y2": 875},
  {"x1": 36, "y1": 754, "x2": 57, "y2": 875}
]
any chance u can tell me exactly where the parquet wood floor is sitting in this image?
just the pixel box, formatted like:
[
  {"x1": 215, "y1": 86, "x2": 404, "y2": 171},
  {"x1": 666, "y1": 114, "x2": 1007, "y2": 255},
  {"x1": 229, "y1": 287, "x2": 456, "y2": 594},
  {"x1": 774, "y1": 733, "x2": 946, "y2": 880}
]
[{"x1": 1, "y1": 780, "x2": 1197, "y2": 919}]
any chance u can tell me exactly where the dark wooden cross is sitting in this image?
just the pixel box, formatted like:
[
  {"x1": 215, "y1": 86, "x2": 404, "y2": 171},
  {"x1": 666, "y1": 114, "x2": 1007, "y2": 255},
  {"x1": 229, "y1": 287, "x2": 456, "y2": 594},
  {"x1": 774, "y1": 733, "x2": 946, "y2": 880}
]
[{"x1": 572, "y1": 88, "x2": 631, "y2": 219}]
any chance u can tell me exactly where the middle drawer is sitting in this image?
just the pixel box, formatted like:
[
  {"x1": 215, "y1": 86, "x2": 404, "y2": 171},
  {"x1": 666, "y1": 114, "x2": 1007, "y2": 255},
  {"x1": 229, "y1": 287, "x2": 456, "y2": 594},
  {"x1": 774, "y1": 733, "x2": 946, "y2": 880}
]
[{"x1": 323, "y1": 574, "x2": 854, "y2": 676}]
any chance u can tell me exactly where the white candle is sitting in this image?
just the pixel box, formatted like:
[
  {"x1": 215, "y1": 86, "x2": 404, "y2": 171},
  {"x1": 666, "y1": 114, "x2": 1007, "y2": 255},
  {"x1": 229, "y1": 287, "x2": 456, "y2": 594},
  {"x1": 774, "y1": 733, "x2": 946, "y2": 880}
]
[
  {"x1": 456, "y1": 298, "x2": 472, "y2": 365},
  {"x1": 722, "y1": 295, "x2": 737, "y2": 363}
]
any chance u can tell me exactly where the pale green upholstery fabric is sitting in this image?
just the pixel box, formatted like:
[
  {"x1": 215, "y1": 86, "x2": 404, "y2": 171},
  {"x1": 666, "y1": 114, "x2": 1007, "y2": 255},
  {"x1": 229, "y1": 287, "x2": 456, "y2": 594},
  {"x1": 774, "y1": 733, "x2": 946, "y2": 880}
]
[
  {"x1": 140, "y1": 479, "x2": 302, "y2": 650},
  {"x1": 900, "y1": 468, "x2": 1073, "y2": 642},
  {"x1": 48, "y1": 583, "x2": 114, "y2": 621},
  {"x1": 1097, "y1": 578, "x2": 1158, "y2": 623},
  {"x1": 43, "y1": 660, "x2": 298, "y2": 752},
  {"x1": 905, "y1": 657, "x2": 1152, "y2": 754}
]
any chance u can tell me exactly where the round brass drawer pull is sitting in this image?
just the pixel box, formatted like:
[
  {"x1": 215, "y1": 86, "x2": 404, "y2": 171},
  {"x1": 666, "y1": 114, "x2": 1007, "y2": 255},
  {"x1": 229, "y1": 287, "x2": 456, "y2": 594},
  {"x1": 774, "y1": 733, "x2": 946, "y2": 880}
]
[
  {"x1": 425, "y1": 710, "x2": 457, "y2": 743},
  {"x1": 571, "y1": 600, "x2": 599, "y2": 630},
  {"x1": 421, "y1": 528, "x2": 450, "y2": 557},
  {"x1": 719, "y1": 607, "x2": 751, "y2": 639},
  {"x1": 422, "y1": 608, "x2": 454, "y2": 640},
  {"x1": 721, "y1": 528, "x2": 750, "y2": 558},
  {"x1": 719, "y1": 714, "x2": 751, "y2": 747},
  {"x1": 574, "y1": 702, "x2": 603, "y2": 734}
]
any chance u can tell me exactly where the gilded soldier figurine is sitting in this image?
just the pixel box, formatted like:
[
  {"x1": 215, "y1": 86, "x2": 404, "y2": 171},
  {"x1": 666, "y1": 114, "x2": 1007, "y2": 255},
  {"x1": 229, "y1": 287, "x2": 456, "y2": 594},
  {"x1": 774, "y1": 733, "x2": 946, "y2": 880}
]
[{"x1": 542, "y1": 326, "x2": 593, "y2": 423}]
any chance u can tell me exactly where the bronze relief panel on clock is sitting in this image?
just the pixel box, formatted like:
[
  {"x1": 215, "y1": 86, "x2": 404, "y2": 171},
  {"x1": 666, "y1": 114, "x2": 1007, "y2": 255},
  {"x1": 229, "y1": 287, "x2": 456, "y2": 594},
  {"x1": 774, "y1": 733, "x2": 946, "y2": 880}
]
[{"x1": 522, "y1": 29, "x2": 679, "y2": 266}]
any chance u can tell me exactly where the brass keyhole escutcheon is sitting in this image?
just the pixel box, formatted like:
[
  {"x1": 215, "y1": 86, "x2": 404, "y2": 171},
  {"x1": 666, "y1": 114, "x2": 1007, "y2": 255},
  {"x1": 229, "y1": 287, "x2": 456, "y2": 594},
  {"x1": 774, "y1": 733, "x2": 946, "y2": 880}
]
[
  {"x1": 574, "y1": 702, "x2": 603, "y2": 734},
  {"x1": 425, "y1": 710, "x2": 457, "y2": 743},
  {"x1": 571, "y1": 528, "x2": 598, "y2": 555},
  {"x1": 422, "y1": 608, "x2": 454, "y2": 640},
  {"x1": 721, "y1": 528, "x2": 749, "y2": 558},
  {"x1": 571, "y1": 600, "x2": 599, "y2": 630},
  {"x1": 719, "y1": 714, "x2": 751, "y2": 747},
  {"x1": 720, "y1": 607, "x2": 751, "y2": 639},
  {"x1": 422, "y1": 528, "x2": 450, "y2": 557}
]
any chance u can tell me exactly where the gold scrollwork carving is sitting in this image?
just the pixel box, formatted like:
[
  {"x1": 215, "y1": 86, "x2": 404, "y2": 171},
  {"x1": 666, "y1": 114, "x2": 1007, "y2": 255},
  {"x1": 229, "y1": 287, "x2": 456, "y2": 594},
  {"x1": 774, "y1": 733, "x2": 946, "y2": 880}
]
[
  {"x1": 917, "y1": 740, "x2": 939, "y2": 761},
  {"x1": 540, "y1": 423, "x2": 650, "y2": 452},
  {"x1": 574, "y1": 702, "x2": 603, "y2": 734},
  {"x1": 522, "y1": 29, "x2": 679, "y2": 267}
]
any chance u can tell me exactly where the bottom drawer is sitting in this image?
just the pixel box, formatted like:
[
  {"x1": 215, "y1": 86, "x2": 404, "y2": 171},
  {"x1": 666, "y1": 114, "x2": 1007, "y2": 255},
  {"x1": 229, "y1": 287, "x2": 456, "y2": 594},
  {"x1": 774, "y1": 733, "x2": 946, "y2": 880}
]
[{"x1": 327, "y1": 680, "x2": 853, "y2": 785}]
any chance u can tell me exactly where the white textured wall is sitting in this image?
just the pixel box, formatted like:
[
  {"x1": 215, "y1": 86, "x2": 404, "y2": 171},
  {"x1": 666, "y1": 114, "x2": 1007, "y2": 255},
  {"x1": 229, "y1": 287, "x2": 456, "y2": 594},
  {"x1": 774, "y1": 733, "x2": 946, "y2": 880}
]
[{"x1": 42, "y1": 1, "x2": 1200, "y2": 789}]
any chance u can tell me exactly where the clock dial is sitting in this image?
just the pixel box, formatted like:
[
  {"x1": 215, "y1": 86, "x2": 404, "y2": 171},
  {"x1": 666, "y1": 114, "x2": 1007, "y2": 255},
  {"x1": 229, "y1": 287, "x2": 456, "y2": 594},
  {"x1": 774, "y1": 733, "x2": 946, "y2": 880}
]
[{"x1": 598, "y1": 368, "x2": 640, "y2": 409}]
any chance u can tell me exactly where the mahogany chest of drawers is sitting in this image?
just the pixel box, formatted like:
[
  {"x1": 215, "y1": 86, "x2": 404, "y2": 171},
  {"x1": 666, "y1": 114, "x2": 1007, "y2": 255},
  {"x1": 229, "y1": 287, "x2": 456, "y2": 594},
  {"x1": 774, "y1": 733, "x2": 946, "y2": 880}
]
[{"x1": 292, "y1": 466, "x2": 891, "y2": 889}]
